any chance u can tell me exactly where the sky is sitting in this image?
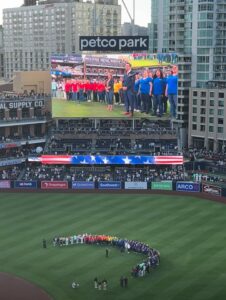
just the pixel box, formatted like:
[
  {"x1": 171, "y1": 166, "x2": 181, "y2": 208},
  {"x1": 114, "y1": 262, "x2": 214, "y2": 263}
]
[{"x1": 0, "y1": 0, "x2": 150, "y2": 27}]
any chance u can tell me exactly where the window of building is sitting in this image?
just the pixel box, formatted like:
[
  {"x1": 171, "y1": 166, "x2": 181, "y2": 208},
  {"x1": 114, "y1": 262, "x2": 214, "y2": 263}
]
[
  {"x1": 210, "y1": 92, "x2": 214, "y2": 97},
  {"x1": 219, "y1": 92, "x2": 224, "y2": 98},
  {"x1": 193, "y1": 99, "x2": 197, "y2": 105},
  {"x1": 192, "y1": 124, "x2": 197, "y2": 130},
  {"x1": 200, "y1": 117, "x2": 205, "y2": 123},
  {"x1": 218, "y1": 118, "x2": 224, "y2": 125},
  {"x1": 209, "y1": 117, "x2": 214, "y2": 123},
  {"x1": 209, "y1": 99, "x2": 214, "y2": 106},
  {"x1": 200, "y1": 125, "x2": 205, "y2": 131},
  {"x1": 218, "y1": 109, "x2": 224, "y2": 116},
  {"x1": 193, "y1": 107, "x2": 197, "y2": 113},
  {"x1": 217, "y1": 100, "x2": 224, "y2": 108},
  {"x1": 209, "y1": 126, "x2": 214, "y2": 132},
  {"x1": 209, "y1": 109, "x2": 214, "y2": 115},
  {"x1": 193, "y1": 91, "x2": 197, "y2": 96},
  {"x1": 200, "y1": 108, "x2": 206, "y2": 114},
  {"x1": 201, "y1": 99, "x2": 206, "y2": 106},
  {"x1": 217, "y1": 127, "x2": 223, "y2": 133},
  {"x1": 192, "y1": 116, "x2": 197, "y2": 122}
]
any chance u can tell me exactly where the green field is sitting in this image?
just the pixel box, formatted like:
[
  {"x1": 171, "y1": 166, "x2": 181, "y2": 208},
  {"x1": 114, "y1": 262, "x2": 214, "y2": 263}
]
[
  {"x1": 52, "y1": 99, "x2": 169, "y2": 119},
  {"x1": 1, "y1": 193, "x2": 226, "y2": 300}
]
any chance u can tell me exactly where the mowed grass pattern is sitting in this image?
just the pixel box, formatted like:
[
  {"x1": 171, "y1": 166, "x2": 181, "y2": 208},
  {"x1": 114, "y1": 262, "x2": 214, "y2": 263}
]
[{"x1": 0, "y1": 193, "x2": 226, "y2": 300}]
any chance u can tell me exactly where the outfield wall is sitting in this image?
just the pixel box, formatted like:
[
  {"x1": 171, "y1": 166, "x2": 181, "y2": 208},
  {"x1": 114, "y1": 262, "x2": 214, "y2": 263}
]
[{"x1": 1, "y1": 180, "x2": 226, "y2": 199}]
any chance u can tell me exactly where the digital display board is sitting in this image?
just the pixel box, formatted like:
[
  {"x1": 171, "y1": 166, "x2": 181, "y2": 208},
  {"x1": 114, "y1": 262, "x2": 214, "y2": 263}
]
[{"x1": 51, "y1": 52, "x2": 178, "y2": 119}]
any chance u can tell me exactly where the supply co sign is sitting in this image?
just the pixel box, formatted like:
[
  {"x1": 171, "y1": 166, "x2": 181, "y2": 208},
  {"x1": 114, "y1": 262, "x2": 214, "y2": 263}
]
[{"x1": 79, "y1": 36, "x2": 149, "y2": 52}]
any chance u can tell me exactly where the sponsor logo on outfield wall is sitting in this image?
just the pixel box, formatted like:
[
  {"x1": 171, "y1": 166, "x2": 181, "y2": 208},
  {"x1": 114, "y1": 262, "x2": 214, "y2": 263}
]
[
  {"x1": 125, "y1": 182, "x2": 147, "y2": 190},
  {"x1": 98, "y1": 181, "x2": 121, "y2": 190},
  {"x1": 14, "y1": 181, "x2": 37, "y2": 188},
  {"x1": 176, "y1": 182, "x2": 200, "y2": 192},
  {"x1": 0, "y1": 180, "x2": 11, "y2": 188},
  {"x1": 151, "y1": 181, "x2": 172, "y2": 191},
  {"x1": 41, "y1": 181, "x2": 68, "y2": 189},
  {"x1": 72, "y1": 181, "x2": 95, "y2": 189},
  {"x1": 202, "y1": 184, "x2": 221, "y2": 196}
]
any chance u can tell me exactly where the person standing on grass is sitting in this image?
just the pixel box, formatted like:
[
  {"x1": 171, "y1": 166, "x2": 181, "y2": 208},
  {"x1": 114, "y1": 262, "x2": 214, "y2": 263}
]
[
  {"x1": 120, "y1": 276, "x2": 124, "y2": 287},
  {"x1": 165, "y1": 65, "x2": 178, "y2": 119},
  {"x1": 105, "y1": 72, "x2": 114, "y2": 111},
  {"x1": 42, "y1": 239, "x2": 47, "y2": 249},
  {"x1": 124, "y1": 277, "x2": 128, "y2": 287},
  {"x1": 94, "y1": 277, "x2": 98, "y2": 289},
  {"x1": 122, "y1": 62, "x2": 136, "y2": 117},
  {"x1": 106, "y1": 248, "x2": 109, "y2": 258}
]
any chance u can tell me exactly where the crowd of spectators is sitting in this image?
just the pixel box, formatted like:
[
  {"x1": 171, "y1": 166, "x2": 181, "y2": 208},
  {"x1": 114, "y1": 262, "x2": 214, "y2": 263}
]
[
  {"x1": 0, "y1": 166, "x2": 21, "y2": 180},
  {"x1": 21, "y1": 165, "x2": 187, "y2": 182}
]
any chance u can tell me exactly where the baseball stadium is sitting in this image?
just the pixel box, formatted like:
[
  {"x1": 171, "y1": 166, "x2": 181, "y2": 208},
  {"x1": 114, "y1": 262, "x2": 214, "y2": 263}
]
[{"x1": 1, "y1": 52, "x2": 226, "y2": 300}]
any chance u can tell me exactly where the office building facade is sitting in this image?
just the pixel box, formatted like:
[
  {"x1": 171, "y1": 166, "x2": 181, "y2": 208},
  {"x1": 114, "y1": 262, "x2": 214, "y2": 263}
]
[
  {"x1": 149, "y1": 0, "x2": 226, "y2": 149},
  {"x1": 3, "y1": 0, "x2": 121, "y2": 79}
]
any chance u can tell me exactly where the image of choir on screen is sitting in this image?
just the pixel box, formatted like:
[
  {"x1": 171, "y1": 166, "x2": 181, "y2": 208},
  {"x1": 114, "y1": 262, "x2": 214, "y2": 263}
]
[{"x1": 51, "y1": 57, "x2": 178, "y2": 119}]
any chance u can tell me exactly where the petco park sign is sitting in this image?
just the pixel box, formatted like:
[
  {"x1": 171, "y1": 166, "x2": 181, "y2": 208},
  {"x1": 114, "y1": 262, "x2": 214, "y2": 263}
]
[{"x1": 79, "y1": 36, "x2": 149, "y2": 51}]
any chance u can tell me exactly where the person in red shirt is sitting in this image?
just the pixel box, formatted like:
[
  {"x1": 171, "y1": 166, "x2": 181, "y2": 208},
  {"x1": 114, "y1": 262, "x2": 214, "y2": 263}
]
[
  {"x1": 97, "y1": 80, "x2": 105, "y2": 103},
  {"x1": 78, "y1": 80, "x2": 84, "y2": 101},
  {"x1": 92, "y1": 80, "x2": 98, "y2": 102},
  {"x1": 64, "y1": 79, "x2": 72, "y2": 100},
  {"x1": 72, "y1": 80, "x2": 79, "y2": 102}
]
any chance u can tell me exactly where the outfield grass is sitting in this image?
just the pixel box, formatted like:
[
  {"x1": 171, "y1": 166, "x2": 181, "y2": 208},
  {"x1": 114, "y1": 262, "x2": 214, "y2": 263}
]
[
  {"x1": 52, "y1": 99, "x2": 169, "y2": 119},
  {"x1": 0, "y1": 193, "x2": 226, "y2": 300}
]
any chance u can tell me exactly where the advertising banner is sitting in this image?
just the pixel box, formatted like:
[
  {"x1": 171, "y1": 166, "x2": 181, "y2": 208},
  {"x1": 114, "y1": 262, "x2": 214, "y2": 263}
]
[
  {"x1": 14, "y1": 181, "x2": 37, "y2": 189},
  {"x1": 0, "y1": 158, "x2": 26, "y2": 167},
  {"x1": 41, "y1": 181, "x2": 68, "y2": 189},
  {"x1": 98, "y1": 181, "x2": 121, "y2": 190},
  {"x1": 125, "y1": 182, "x2": 147, "y2": 190},
  {"x1": 0, "y1": 180, "x2": 11, "y2": 189},
  {"x1": 176, "y1": 182, "x2": 200, "y2": 192},
  {"x1": 72, "y1": 181, "x2": 95, "y2": 189},
  {"x1": 79, "y1": 36, "x2": 149, "y2": 51},
  {"x1": 0, "y1": 100, "x2": 44, "y2": 110},
  {"x1": 151, "y1": 181, "x2": 173, "y2": 191},
  {"x1": 202, "y1": 184, "x2": 221, "y2": 197}
]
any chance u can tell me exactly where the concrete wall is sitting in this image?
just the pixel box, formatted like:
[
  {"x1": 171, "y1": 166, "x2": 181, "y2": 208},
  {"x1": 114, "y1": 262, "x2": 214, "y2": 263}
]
[{"x1": 13, "y1": 71, "x2": 51, "y2": 94}]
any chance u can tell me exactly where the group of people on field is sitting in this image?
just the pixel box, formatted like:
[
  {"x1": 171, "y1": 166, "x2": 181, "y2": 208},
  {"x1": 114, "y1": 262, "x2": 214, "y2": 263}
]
[
  {"x1": 52, "y1": 233, "x2": 160, "y2": 278},
  {"x1": 52, "y1": 62, "x2": 178, "y2": 119}
]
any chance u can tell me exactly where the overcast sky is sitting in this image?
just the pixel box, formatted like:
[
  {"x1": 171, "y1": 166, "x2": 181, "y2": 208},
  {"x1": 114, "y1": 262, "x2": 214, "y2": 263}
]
[{"x1": 0, "y1": 0, "x2": 150, "y2": 26}]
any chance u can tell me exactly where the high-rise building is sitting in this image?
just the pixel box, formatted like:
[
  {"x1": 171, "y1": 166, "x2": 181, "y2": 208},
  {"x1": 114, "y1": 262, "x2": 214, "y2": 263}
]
[
  {"x1": 121, "y1": 22, "x2": 148, "y2": 36},
  {"x1": 0, "y1": 26, "x2": 4, "y2": 78},
  {"x1": 3, "y1": 0, "x2": 121, "y2": 79},
  {"x1": 24, "y1": 0, "x2": 37, "y2": 6},
  {"x1": 149, "y1": 0, "x2": 226, "y2": 150}
]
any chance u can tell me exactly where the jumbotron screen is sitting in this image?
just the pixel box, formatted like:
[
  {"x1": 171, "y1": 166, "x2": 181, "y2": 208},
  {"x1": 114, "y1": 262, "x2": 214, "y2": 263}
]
[{"x1": 51, "y1": 53, "x2": 178, "y2": 119}]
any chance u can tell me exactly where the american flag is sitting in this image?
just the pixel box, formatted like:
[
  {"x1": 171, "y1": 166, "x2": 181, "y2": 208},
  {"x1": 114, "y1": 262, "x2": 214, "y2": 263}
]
[
  {"x1": 29, "y1": 155, "x2": 184, "y2": 165},
  {"x1": 155, "y1": 156, "x2": 184, "y2": 165}
]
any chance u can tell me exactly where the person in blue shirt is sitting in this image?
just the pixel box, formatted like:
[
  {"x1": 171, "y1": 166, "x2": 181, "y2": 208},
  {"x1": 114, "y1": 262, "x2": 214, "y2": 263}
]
[
  {"x1": 165, "y1": 65, "x2": 178, "y2": 119},
  {"x1": 151, "y1": 69, "x2": 164, "y2": 117},
  {"x1": 135, "y1": 69, "x2": 152, "y2": 114}
]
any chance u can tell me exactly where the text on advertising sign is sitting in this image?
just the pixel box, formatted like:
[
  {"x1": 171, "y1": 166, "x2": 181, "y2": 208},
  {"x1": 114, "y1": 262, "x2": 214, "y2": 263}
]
[
  {"x1": 98, "y1": 181, "x2": 121, "y2": 190},
  {"x1": 176, "y1": 182, "x2": 200, "y2": 192},
  {"x1": 151, "y1": 181, "x2": 172, "y2": 191},
  {"x1": 41, "y1": 181, "x2": 68, "y2": 189},
  {"x1": 202, "y1": 184, "x2": 221, "y2": 196},
  {"x1": 72, "y1": 181, "x2": 95, "y2": 189},
  {"x1": 0, "y1": 100, "x2": 44, "y2": 110},
  {"x1": 14, "y1": 181, "x2": 37, "y2": 188},
  {"x1": 0, "y1": 180, "x2": 11, "y2": 188},
  {"x1": 79, "y1": 36, "x2": 149, "y2": 52}
]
